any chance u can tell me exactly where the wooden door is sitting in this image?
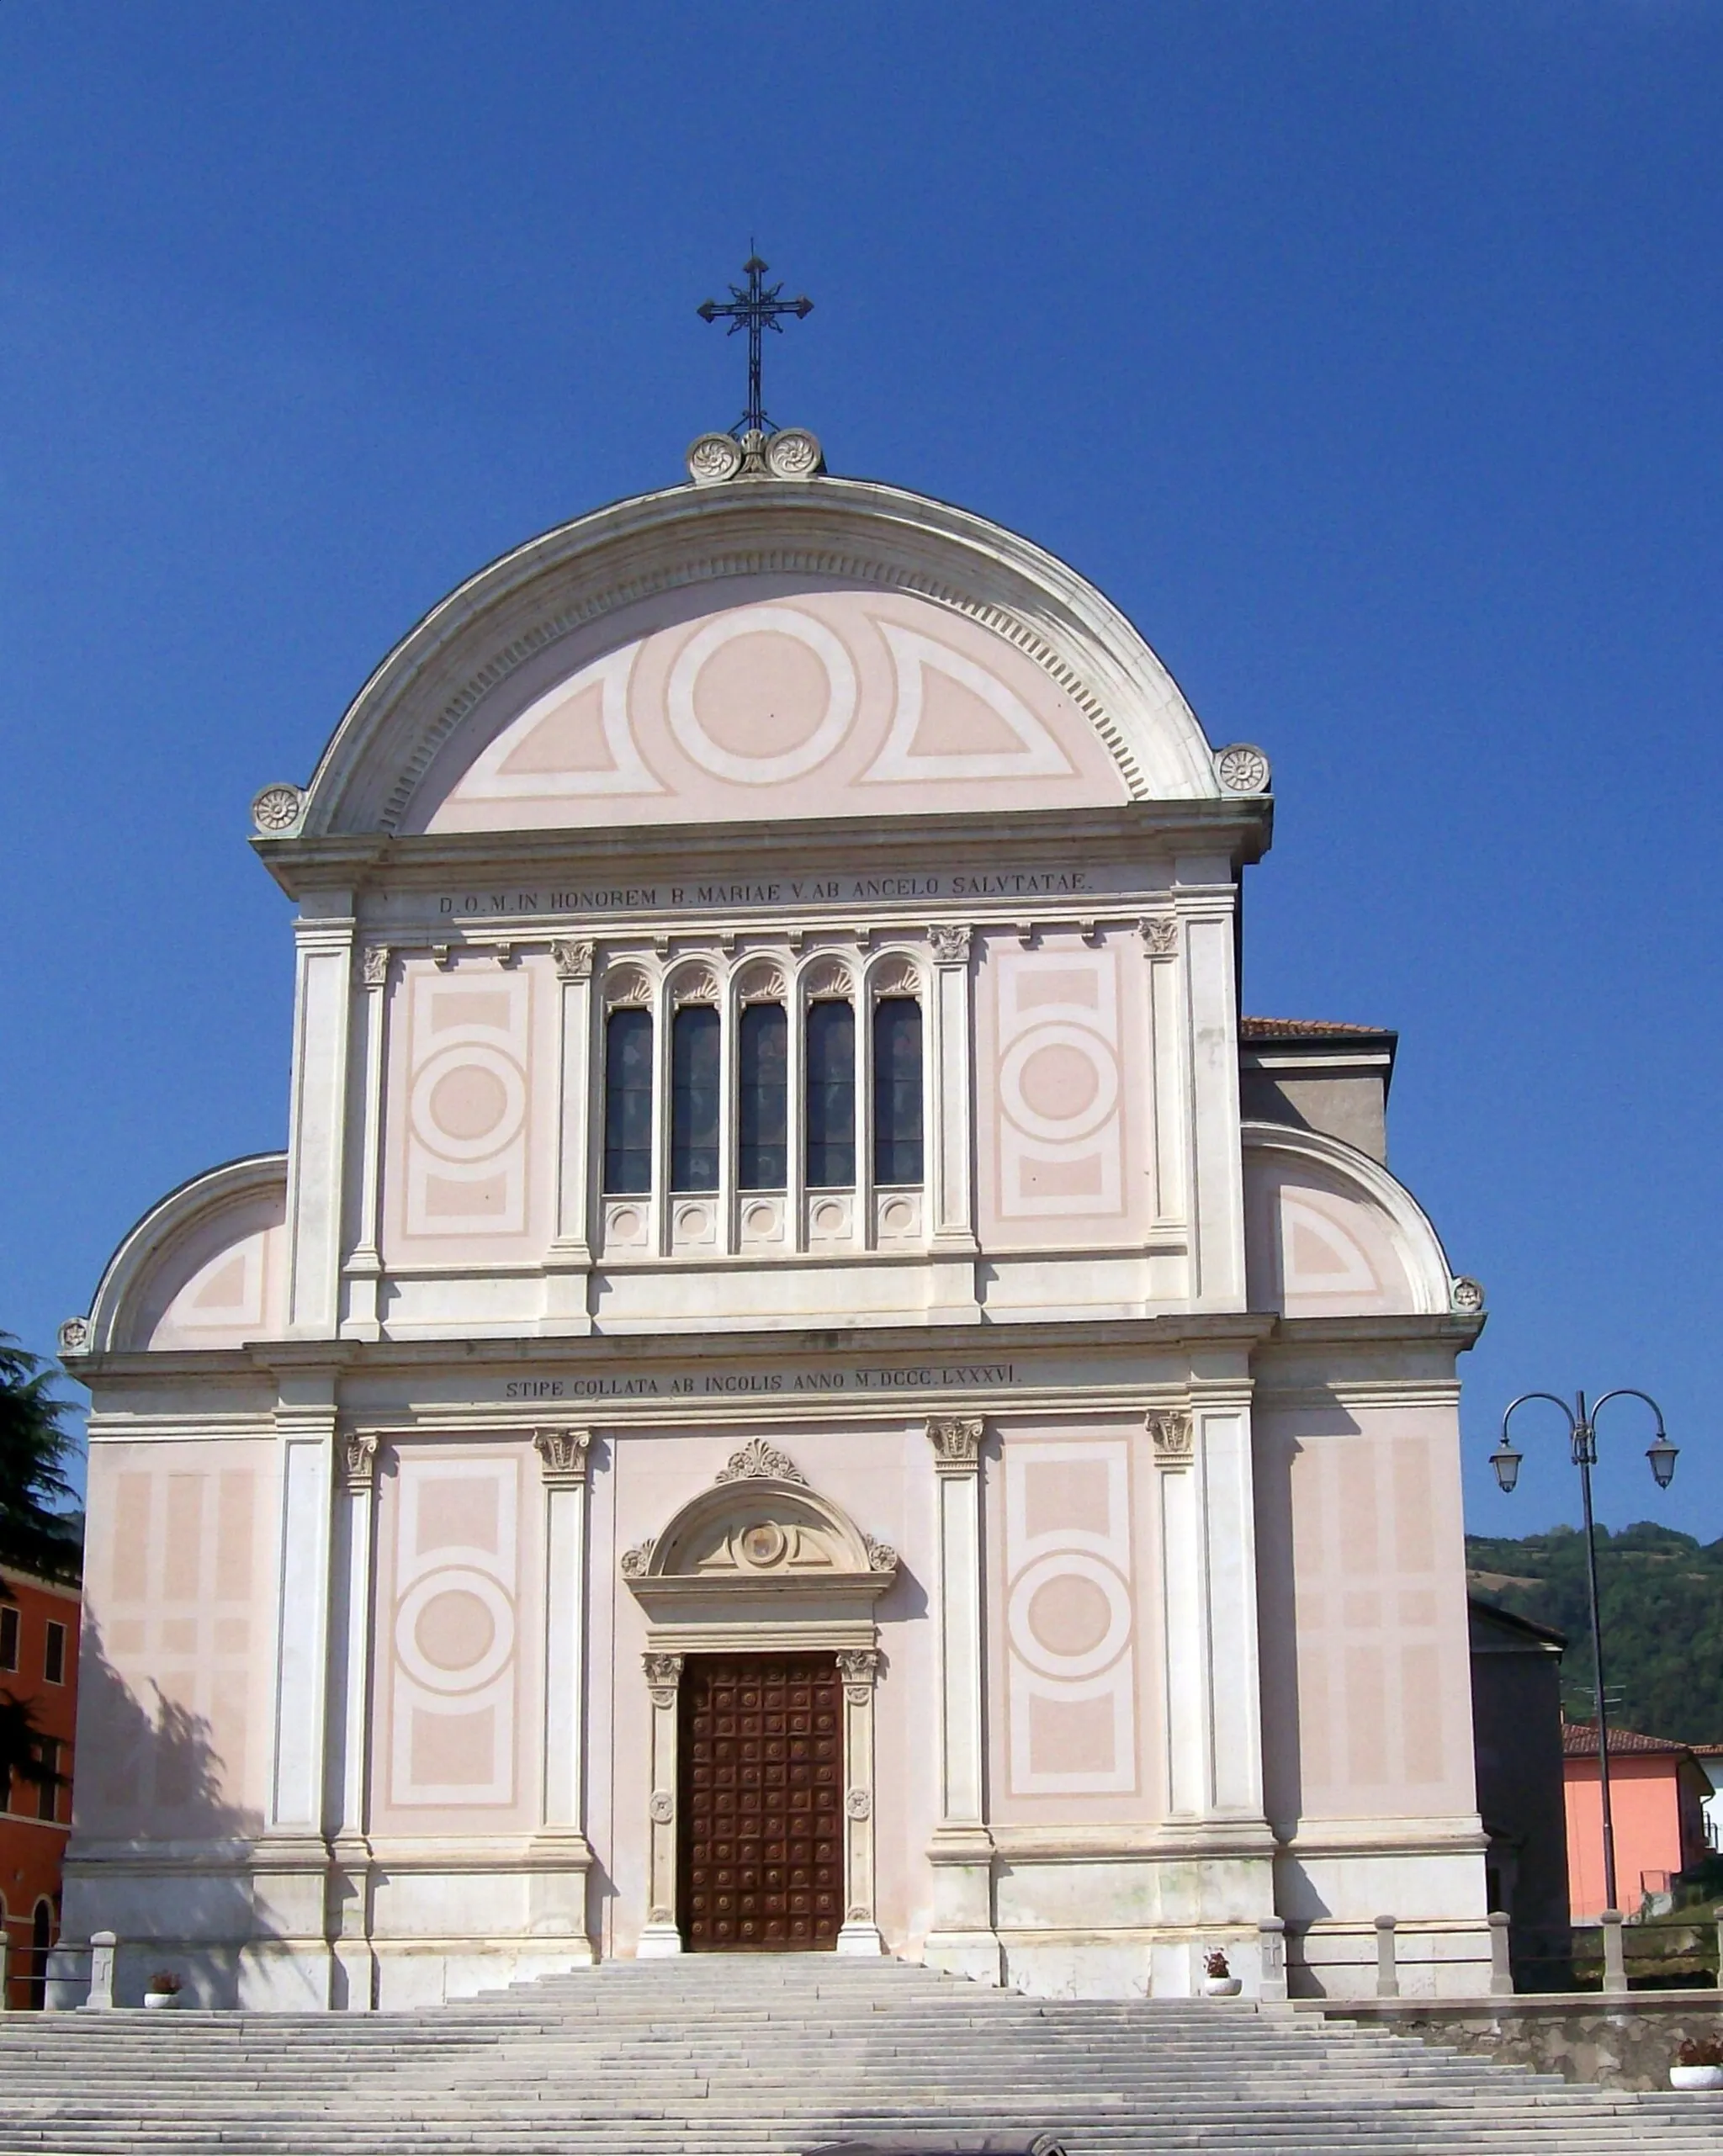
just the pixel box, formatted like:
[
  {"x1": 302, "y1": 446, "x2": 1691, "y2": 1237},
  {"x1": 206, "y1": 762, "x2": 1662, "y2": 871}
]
[{"x1": 679, "y1": 1652, "x2": 843, "y2": 1951}]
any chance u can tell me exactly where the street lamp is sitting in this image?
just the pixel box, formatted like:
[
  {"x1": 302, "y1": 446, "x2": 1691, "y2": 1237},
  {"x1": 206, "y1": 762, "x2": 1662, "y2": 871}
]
[{"x1": 1495, "y1": 1388, "x2": 1676, "y2": 1918}]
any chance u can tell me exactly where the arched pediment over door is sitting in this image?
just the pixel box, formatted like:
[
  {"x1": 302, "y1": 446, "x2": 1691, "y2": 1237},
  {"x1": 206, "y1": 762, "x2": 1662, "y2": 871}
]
[
  {"x1": 621, "y1": 1439, "x2": 896, "y2": 1958},
  {"x1": 620, "y1": 1438, "x2": 898, "y2": 1644}
]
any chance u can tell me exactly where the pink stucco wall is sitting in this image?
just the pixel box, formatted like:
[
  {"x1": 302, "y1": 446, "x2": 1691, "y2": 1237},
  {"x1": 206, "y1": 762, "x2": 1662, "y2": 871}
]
[{"x1": 1563, "y1": 1754, "x2": 1705, "y2": 1920}]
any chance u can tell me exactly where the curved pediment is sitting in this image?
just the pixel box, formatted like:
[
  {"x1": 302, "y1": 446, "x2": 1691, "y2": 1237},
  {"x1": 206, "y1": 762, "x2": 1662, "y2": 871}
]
[
  {"x1": 275, "y1": 478, "x2": 1229, "y2": 841},
  {"x1": 622, "y1": 1441, "x2": 896, "y2": 1618}
]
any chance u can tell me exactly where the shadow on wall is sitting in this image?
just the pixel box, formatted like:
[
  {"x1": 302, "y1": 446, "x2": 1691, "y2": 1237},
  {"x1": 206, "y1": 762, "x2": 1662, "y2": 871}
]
[{"x1": 50, "y1": 1621, "x2": 277, "y2": 2008}]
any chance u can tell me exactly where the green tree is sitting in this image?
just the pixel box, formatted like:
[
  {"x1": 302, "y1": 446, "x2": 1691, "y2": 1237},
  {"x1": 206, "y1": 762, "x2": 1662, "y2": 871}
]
[
  {"x1": 0, "y1": 1693, "x2": 65, "y2": 1805},
  {"x1": 0, "y1": 1333, "x2": 81, "y2": 1581},
  {"x1": 1467, "y1": 1523, "x2": 1723, "y2": 1745}
]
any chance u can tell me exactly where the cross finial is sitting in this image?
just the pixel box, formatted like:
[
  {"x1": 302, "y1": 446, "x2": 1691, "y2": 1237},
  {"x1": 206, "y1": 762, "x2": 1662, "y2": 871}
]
[{"x1": 697, "y1": 251, "x2": 813, "y2": 441}]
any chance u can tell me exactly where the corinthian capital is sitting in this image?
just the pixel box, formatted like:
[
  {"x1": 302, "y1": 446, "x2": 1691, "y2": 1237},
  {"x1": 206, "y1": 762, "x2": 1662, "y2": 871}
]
[{"x1": 927, "y1": 1414, "x2": 984, "y2": 1473}]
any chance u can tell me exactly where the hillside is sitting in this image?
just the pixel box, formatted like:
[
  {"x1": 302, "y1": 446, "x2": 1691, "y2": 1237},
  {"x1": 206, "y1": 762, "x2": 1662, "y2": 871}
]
[{"x1": 1466, "y1": 1523, "x2": 1723, "y2": 1746}]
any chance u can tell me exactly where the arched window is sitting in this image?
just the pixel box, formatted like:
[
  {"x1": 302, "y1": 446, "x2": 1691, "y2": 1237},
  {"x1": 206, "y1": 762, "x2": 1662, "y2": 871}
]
[
  {"x1": 602, "y1": 1008, "x2": 653, "y2": 1194},
  {"x1": 670, "y1": 1006, "x2": 720, "y2": 1192},
  {"x1": 738, "y1": 1004, "x2": 787, "y2": 1189},
  {"x1": 805, "y1": 999, "x2": 856, "y2": 1188},
  {"x1": 872, "y1": 998, "x2": 923, "y2": 1184}
]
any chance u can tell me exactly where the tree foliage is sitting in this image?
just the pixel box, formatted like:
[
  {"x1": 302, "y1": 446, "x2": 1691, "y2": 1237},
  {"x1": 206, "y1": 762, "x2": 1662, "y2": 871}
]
[
  {"x1": 1467, "y1": 1523, "x2": 1723, "y2": 1745},
  {"x1": 0, "y1": 1333, "x2": 82, "y2": 1581}
]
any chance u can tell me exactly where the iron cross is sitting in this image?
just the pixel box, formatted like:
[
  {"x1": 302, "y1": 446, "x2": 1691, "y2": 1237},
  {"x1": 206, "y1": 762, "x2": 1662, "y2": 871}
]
[{"x1": 697, "y1": 253, "x2": 813, "y2": 440}]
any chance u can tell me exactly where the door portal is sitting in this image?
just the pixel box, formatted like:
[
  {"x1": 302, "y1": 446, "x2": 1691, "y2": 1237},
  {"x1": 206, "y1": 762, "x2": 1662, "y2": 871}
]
[{"x1": 678, "y1": 1653, "x2": 843, "y2": 1951}]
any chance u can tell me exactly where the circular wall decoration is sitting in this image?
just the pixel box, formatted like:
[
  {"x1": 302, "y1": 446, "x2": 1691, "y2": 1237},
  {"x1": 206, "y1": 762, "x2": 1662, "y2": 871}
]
[
  {"x1": 395, "y1": 1568, "x2": 516, "y2": 1695},
  {"x1": 739, "y1": 1521, "x2": 787, "y2": 1568},
  {"x1": 666, "y1": 605, "x2": 857, "y2": 784},
  {"x1": 1008, "y1": 1551, "x2": 1132, "y2": 1682},
  {"x1": 999, "y1": 1023, "x2": 1120, "y2": 1145},
  {"x1": 409, "y1": 1044, "x2": 526, "y2": 1163}
]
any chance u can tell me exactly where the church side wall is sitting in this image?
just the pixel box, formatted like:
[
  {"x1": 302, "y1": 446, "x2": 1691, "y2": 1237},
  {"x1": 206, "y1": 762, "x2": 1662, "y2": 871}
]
[
  {"x1": 66, "y1": 1433, "x2": 279, "y2": 1966},
  {"x1": 1254, "y1": 1380, "x2": 1489, "y2": 1999}
]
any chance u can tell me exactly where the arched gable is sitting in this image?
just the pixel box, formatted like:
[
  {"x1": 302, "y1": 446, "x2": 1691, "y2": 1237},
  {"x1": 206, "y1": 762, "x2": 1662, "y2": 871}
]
[
  {"x1": 621, "y1": 1438, "x2": 897, "y2": 1625},
  {"x1": 71, "y1": 1154, "x2": 289, "y2": 1355},
  {"x1": 273, "y1": 477, "x2": 1230, "y2": 841},
  {"x1": 1243, "y1": 1121, "x2": 1462, "y2": 1319}
]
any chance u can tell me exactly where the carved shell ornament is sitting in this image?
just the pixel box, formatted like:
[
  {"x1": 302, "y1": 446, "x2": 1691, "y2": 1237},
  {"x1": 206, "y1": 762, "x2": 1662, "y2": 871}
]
[
  {"x1": 250, "y1": 782, "x2": 304, "y2": 834},
  {"x1": 603, "y1": 963, "x2": 653, "y2": 1009},
  {"x1": 1215, "y1": 744, "x2": 1271, "y2": 795},
  {"x1": 803, "y1": 956, "x2": 852, "y2": 1001},
  {"x1": 671, "y1": 963, "x2": 721, "y2": 1007},
  {"x1": 736, "y1": 961, "x2": 790, "y2": 1004}
]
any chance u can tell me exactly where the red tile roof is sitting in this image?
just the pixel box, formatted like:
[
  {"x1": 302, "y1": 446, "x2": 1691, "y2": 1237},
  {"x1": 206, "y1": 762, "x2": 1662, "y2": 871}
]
[
  {"x1": 1239, "y1": 1017, "x2": 1394, "y2": 1041},
  {"x1": 1561, "y1": 1720, "x2": 1694, "y2": 1758}
]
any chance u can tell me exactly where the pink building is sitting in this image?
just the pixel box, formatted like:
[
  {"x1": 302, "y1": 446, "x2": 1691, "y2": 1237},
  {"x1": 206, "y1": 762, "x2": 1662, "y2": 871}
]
[{"x1": 1561, "y1": 1721, "x2": 1709, "y2": 1921}]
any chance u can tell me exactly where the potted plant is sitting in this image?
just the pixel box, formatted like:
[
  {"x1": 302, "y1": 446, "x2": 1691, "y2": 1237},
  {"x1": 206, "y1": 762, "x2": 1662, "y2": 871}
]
[
  {"x1": 1671, "y1": 2035, "x2": 1723, "y2": 2091},
  {"x1": 1202, "y1": 1948, "x2": 1242, "y2": 1998},
  {"x1": 142, "y1": 1970, "x2": 182, "y2": 2010}
]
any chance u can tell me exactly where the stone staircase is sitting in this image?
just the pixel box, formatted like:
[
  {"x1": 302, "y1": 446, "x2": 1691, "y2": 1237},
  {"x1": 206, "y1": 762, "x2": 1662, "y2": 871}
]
[{"x1": 0, "y1": 1954, "x2": 1717, "y2": 2156}]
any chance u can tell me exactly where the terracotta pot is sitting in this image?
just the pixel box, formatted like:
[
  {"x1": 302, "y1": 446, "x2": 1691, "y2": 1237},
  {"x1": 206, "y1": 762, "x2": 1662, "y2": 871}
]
[
  {"x1": 1670, "y1": 2064, "x2": 1723, "y2": 2090},
  {"x1": 1203, "y1": 1975, "x2": 1243, "y2": 1996}
]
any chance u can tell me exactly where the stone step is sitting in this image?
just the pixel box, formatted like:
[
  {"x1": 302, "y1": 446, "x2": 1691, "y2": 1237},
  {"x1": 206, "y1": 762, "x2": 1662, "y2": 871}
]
[{"x1": 0, "y1": 1954, "x2": 1715, "y2": 2156}]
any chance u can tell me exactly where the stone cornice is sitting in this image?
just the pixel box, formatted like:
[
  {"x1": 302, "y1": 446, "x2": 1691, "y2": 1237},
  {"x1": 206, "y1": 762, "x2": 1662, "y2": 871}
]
[
  {"x1": 254, "y1": 798, "x2": 1270, "y2": 903},
  {"x1": 71, "y1": 1310, "x2": 1277, "y2": 1386}
]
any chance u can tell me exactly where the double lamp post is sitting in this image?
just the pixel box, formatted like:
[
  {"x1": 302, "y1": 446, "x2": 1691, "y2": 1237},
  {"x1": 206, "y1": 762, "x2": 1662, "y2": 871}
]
[{"x1": 1491, "y1": 1389, "x2": 1678, "y2": 1917}]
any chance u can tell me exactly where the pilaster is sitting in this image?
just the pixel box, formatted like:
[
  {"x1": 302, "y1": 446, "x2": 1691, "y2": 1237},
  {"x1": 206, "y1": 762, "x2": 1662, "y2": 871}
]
[
  {"x1": 340, "y1": 944, "x2": 390, "y2": 1340},
  {"x1": 244, "y1": 1370, "x2": 339, "y2": 2009},
  {"x1": 924, "y1": 1413, "x2": 1000, "y2": 1983},
  {"x1": 835, "y1": 1649, "x2": 884, "y2": 1955},
  {"x1": 639, "y1": 1651, "x2": 685, "y2": 1957},
  {"x1": 543, "y1": 940, "x2": 596, "y2": 1332},
  {"x1": 1178, "y1": 878, "x2": 1247, "y2": 1306},
  {"x1": 1152, "y1": 1395, "x2": 1268, "y2": 1827},
  {"x1": 285, "y1": 899, "x2": 357, "y2": 1338},
  {"x1": 925, "y1": 924, "x2": 980, "y2": 1316},
  {"x1": 327, "y1": 1433, "x2": 379, "y2": 2010},
  {"x1": 530, "y1": 1428, "x2": 596, "y2": 1959}
]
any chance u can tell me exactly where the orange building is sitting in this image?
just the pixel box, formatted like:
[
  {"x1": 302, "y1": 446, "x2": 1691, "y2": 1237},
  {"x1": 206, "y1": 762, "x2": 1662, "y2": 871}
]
[
  {"x1": 1561, "y1": 1720, "x2": 1710, "y2": 1922},
  {"x1": 0, "y1": 1564, "x2": 80, "y2": 2008}
]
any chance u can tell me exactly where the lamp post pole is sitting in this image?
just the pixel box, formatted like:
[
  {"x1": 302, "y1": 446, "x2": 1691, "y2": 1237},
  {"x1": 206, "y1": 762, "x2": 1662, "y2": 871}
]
[{"x1": 1492, "y1": 1388, "x2": 1676, "y2": 1923}]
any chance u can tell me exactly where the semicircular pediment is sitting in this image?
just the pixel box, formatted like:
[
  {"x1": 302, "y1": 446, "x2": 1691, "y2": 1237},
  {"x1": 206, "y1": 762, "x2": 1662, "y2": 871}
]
[
  {"x1": 623, "y1": 1441, "x2": 897, "y2": 1617},
  {"x1": 291, "y1": 479, "x2": 1225, "y2": 838},
  {"x1": 410, "y1": 578, "x2": 1130, "y2": 836}
]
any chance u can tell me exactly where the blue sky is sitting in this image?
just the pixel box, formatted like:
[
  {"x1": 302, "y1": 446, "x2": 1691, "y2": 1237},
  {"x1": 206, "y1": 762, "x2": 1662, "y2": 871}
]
[{"x1": 1, "y1": 3, "x2": 1717, "y2": 1538}]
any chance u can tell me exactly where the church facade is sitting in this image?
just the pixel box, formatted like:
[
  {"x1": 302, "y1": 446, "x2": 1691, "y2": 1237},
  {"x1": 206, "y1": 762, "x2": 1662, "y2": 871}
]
[{"x1": 55, "y1": 426, "x2": 1490, "y2": 2010}]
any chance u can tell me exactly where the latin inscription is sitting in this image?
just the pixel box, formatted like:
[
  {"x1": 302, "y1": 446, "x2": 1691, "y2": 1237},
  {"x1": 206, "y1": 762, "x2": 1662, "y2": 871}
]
[
  {"x1": 431, "y1": 868, "x2": 1095, "y2": 919},
  {"x1": 501, "y1": 1362, "x2": 1016, "y2": 1401}
]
